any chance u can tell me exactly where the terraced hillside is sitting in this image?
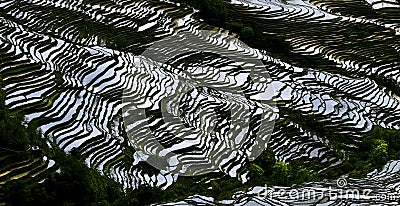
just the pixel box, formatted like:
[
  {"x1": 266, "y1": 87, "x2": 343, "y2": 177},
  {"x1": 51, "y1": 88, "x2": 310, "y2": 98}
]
[{"x1": 0, "y1": 0, "x2": 400, "y2": 205}]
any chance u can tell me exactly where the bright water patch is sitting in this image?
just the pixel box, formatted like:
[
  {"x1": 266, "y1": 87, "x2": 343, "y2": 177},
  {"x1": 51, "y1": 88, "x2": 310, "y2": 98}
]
[{"x1": 122, "y1": 30, "x2": 277, "y2": 176}]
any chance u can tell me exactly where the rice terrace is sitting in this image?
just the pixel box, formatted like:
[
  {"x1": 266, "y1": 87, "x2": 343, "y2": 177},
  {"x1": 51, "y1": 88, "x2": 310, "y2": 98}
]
[{"x1": 0, "y1": 0, "x2": 400, "y2": 205}]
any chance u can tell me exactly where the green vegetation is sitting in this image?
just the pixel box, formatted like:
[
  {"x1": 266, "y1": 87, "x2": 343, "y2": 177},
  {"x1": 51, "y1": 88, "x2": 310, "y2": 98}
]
[
  {"x1": 196, "y1": 0, "x2": 228, "y2": 25},
  {"x1": 0, "y1": 85, "x2": 166, "y2": 205},
  {"x1": 0, "y1": 84, "x2": 115, "y2": 205},
  {"x1": 278, "y1": 106, "x2": 400, "y2": 180},
  {"x1": 173, "y1": 0, "x2": 340, "y2": 69},
  {"x1": 241, "y1": 26, "x2": 254, "y2": 40},
  {"x1": 369, "y1": 74, "x2": 400, "y2": 97},
  {"x1": 271, "y1": 162, "x2": 289, "y2": 185},
  {"x1": 175, "y1": 0, "x2": 285, "y2": 46},
  {"x1": 152, "y1": 147, "x2": 316, "y2": 202},
  {"x1": 2, "y1": 74, "x2": 399, "y2": 204},
  {"x1": 0, "y1": 87, "x2": 39, "y2": 153},
  {"x1": 4, "y1": 151, "x2": 125, "y2": 205},
  {"x1": 343, "y1": 126, "x2": 400, "y2": 178},
  {"x1": 0, "y1": 88, "x2": 316, "y2": 204}
]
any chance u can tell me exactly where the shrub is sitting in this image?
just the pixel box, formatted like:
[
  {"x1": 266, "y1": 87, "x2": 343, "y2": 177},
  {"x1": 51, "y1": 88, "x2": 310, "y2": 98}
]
[
  {"x1": 241, "y1": 26, "x2": 254, "y2": 40},
  {"x1": 272, "y1": 162, "x2": 289, "y2": 185},
  {"x1": 294, "y1": 168, "x2": 314, "y2": 184},
  {"x1": 369, "y1": 139, "x2": 388, "y2": 166}
]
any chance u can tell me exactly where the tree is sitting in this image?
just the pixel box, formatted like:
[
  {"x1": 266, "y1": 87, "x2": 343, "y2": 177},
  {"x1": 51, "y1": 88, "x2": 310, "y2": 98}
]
[
  {"x1": 294, "y1": 168, "x2": 314, "y2": 184},
  {"x1": 369, "y1": 139, "x2": 388, "y2": 166},
  {"x1": 227, "y1": 22, "x2": 243, "y2": 34},
  {"x1": 241, "y1": 26, "x2": 254, "y2": 40},
  {"x1": 271, "y1": 162, "x2": 289, "y2": 185},
  {"x1": 197, "y1": 0, "x2": 228, "y2": 25}
]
